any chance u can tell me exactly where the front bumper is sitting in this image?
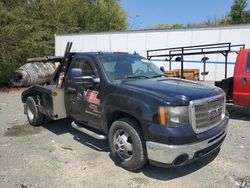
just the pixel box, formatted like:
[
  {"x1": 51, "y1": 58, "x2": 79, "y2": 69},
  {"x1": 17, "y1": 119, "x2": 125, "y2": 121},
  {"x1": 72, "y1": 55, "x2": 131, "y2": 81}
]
[{"x1": 146, "y1": 117, "x2": 228, "y2": 167}]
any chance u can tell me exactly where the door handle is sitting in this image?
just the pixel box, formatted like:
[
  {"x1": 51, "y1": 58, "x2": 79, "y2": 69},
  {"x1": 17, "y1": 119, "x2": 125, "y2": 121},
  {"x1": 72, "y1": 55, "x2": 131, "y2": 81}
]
[
  {"x1": 240, "y1": 77, "x2": 247, "y2": 85},
  {"x1": 67, "y1": 87, "x2": 76, "y2": 93},
  {"x1": 69, "y1": 100, "x2": 76, "y2": 104}
]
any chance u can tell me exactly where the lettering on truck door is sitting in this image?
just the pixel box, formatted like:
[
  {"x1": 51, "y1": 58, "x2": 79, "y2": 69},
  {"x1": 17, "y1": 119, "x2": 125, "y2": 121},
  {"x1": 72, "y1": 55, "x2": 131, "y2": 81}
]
[{"x1": 65, "y1": 55, "x2": 102, "y2": 129}]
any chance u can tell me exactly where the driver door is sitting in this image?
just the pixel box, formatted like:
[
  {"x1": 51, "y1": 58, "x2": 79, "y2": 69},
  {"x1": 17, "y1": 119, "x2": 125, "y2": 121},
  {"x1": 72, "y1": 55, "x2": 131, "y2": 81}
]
[{"x1": 65, "y1": 56, "x2": 102, "y2": 129}]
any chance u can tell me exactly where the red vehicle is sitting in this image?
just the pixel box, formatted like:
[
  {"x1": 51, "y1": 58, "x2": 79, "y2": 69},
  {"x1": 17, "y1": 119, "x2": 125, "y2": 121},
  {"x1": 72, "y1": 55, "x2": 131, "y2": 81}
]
[
  {"x1": 216, "y1": 48, "x2": 250, "y2": 107},
  {"x1": 147, "y1": 42, "x2": 248, "y2": 107}
]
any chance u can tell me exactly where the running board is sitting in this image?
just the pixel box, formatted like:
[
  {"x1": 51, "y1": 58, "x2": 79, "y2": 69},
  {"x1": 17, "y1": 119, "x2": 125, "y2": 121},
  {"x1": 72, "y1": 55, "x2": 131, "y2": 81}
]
[{"x1": 71, "y1": 121, "x2": 107, "y2": 140}]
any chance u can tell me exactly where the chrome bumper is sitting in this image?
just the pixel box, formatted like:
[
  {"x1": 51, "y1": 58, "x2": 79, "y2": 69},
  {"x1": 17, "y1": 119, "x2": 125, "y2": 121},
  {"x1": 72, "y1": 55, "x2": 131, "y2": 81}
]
[{"x1": 146, "y1": 117, "x2": 228, "y2": 166}]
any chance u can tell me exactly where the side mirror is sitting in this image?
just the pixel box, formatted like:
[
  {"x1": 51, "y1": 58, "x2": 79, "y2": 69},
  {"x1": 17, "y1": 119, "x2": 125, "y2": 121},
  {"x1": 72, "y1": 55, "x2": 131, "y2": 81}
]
[
  {"x1": 160, "y1": 66, "x2": 165, "y2": 73},
  {"x1": 92, "y1": 77, "x2": 100, "y2": 84},
  {"x1": 83, "y1": 76, "x2": 100, "y2": 88},
  {"x1": 71, "y1": 68, "x2": 83, "y2": 79},
  {"x1": 70, "y1": 68, "x2": 100, "y2": 87}
]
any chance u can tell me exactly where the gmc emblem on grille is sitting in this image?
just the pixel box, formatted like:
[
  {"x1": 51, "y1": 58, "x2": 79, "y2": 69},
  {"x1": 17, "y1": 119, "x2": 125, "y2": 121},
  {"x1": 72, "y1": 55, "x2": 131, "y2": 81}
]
[{"x1": 208, "y1": 106, "x2": 223, "y2": 120}]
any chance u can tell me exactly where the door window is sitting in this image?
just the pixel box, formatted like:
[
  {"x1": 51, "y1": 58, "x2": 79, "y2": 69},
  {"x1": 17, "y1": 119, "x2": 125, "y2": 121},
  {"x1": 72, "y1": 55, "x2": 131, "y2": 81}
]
[
  {"x1": 73, "y1": 58, "x2": 96, "y2": 76},
  {"x1": 246, "y1": 53, "x2": 250, "y2": 72}
]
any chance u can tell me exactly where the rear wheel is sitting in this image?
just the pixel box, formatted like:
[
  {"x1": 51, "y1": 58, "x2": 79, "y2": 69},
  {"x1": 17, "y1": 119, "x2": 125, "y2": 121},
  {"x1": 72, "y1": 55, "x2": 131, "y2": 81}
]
[
  {"x1": 26, "y1": 96, "x2": 45, "y2": 126},
  {"x1": 109, "y1": 117, "x2": 147, "y2": 171}
]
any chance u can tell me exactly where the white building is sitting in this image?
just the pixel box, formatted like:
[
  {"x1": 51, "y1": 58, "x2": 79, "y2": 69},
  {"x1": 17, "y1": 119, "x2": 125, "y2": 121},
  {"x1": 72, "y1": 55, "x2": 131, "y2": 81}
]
[{"x1": 55, "y1": 24, "x2": 250, "y2": 81}]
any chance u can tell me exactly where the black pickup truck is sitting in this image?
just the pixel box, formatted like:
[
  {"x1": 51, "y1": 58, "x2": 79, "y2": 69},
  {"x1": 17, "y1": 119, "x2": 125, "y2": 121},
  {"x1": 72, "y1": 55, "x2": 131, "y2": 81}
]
[{"x1": 21, "y1": 43, "x2": 228, "y2": 171}]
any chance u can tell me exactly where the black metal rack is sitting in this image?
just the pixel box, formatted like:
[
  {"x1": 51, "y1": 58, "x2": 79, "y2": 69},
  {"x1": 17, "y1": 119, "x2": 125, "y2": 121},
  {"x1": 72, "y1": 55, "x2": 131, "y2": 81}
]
[
  {"x1": 147, "y1": 42, "x2": 245, "y2": 79},
  {"x1": 27, "y1": 42, "x2": 73, "y2": 64},
  {"x1": 27, "y1": 56, "x2": 64, "y2": 63}
]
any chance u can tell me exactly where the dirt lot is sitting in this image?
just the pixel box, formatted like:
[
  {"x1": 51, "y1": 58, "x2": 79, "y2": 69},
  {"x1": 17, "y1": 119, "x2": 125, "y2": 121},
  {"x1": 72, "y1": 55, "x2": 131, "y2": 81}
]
[{"x1": 0, "y1": 89, "x2": 250, "y2": 188}]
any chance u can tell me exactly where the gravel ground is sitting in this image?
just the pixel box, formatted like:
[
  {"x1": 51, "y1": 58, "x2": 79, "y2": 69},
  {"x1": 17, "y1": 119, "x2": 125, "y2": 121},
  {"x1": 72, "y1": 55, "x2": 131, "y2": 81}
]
[{"x1": 0, "y1": 89, "x2": 250, "y2": 188}]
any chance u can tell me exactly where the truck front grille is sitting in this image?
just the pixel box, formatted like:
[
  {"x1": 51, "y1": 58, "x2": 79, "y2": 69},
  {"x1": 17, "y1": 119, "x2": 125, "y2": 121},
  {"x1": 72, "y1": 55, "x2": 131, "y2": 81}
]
[{"x1": 189, "y1": 94, "x2": 226, "y2": 133}]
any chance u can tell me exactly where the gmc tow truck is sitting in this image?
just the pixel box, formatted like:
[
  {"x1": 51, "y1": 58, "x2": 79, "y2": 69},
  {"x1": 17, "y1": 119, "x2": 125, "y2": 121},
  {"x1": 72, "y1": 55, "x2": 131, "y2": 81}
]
[{"x1": 21, "y1": 42, "x2": 228, "y2": 170}]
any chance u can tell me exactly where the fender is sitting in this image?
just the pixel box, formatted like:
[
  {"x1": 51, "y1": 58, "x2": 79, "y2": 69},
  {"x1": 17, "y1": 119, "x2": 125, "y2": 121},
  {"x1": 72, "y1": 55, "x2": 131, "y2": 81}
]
[
  {"x1": 21, "y1": 84, "x2": 52, "y2": 103},
  {"x1": 101, "y1": 93, "x2": 154, "y2": 135}
]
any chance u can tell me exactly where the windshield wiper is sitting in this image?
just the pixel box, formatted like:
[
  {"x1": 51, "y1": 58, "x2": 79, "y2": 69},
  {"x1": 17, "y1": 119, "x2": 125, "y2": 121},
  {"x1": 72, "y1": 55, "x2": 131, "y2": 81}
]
[
  {"x1": 151, "y1": 74, "x2": 167, "y2": 78},
  {"x1": 125, "y1": 75, "x2": 150, "y2": 79}
]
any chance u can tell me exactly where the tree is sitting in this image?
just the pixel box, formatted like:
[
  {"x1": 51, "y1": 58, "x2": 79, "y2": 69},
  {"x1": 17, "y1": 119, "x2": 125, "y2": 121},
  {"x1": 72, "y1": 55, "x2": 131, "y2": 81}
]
[
  {"x1": 243, "y1": 10, "x2": 250, "y2": 23},
  {"x1": 230, "y1": 0, "x2": 248, "y2": 24},
  {"x1": 0, "y1": 2, "x2": 30, "y2": 85},
  {"x1": 152, "y1": 24, "x2": 183, "y2": 29},
  {"x1": 0, "y1": 0, "x2": 127, "y2": 86},
  {"x1": 86, "y1": 0, "x2": 127, "y2": 31}
]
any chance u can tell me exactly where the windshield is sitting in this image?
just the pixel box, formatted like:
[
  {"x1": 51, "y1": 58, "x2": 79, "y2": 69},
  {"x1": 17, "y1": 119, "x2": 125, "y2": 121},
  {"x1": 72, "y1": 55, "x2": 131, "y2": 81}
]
[{"x1": 99, "y1": 54, "x2": 164, "y2": 82}]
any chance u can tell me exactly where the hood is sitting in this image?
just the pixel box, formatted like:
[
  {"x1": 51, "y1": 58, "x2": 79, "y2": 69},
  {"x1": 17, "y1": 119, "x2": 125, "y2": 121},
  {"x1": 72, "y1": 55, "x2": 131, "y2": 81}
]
[{"x1": 121, "y1": 78, "x2": 221, "y2": 105}]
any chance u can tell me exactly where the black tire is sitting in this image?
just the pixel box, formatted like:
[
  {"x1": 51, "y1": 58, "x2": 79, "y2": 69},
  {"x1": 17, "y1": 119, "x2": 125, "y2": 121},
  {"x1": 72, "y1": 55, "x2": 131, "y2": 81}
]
[
  {"x1": 25, "y1": 96, "x2": 45, "y2": 126},
  {"x1": 108, "y1": 117, "x2": 147, "y2": 171}
]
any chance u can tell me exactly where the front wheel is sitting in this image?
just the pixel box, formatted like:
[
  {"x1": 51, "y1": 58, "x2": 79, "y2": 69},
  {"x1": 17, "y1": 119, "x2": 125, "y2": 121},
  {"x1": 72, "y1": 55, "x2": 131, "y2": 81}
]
[
  {"x1": 25, "y1": 96, "x2": 45, "y2": 126},
  {"x1": 108, "y1": 118, "x2": 147, "y2": 171}
]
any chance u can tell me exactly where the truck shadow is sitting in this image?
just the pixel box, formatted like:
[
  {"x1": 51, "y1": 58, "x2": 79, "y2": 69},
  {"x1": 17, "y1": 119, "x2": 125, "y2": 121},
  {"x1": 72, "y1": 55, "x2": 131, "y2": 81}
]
[
  {"x1": 42, "y1": 118, "x2": 219, "y2": 180},
  {"x1": 42, "y1": 118, "x2": 110, "y2": 152},
  {"x1": 135, "y1": 149, "x2": 219, "y2": 180},
  {"x1": 227, "y1": 104, "x2": 250, "y2": 121}
]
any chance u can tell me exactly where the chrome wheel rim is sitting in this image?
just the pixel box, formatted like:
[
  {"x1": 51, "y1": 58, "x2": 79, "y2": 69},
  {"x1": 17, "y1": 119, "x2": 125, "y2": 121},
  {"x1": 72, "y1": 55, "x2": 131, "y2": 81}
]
[
  {"x1": 113, "y1": 129, "x2": 133, "y2": 160},
  {"x1": 27, "y1": 104, "x2": 35, "y2": 120}
]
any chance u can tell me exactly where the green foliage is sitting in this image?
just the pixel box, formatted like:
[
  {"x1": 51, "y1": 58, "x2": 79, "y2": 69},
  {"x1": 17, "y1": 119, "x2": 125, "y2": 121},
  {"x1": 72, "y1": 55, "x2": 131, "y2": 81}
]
[
  {"x1": 86, "y1": 0, "x2": 127, "y2": 31},
  {"x1": 186, "y1": 16, "x2": 231, "y2": 28},
  {"x1": 152, "y1": 24, "x2": 183, "y2": 29},
  {"x1": 0, "y1": 0, "x2": 127, "y2": 86},
  {"x1": 230, "y1": 0, "x2": 247, "y2": 24},
  {"x1": 243, "y1": 10, "x2": 250, "y2": 23}
]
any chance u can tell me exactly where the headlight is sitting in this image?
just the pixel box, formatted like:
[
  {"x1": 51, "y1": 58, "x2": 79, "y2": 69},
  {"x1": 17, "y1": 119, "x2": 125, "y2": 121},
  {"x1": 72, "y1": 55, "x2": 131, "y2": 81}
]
[{"x1": 159, "y1": 106, "x2": 189, "y2": 127}]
